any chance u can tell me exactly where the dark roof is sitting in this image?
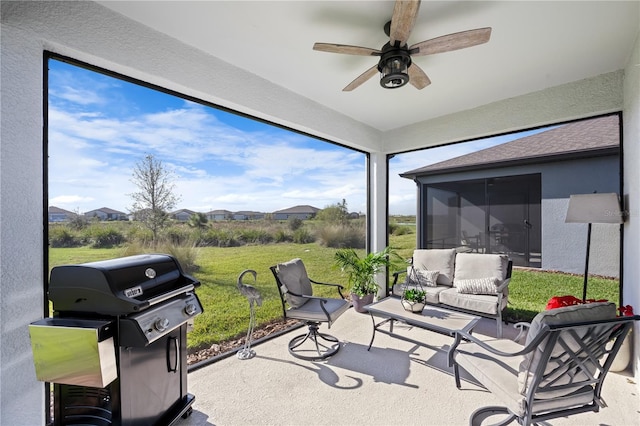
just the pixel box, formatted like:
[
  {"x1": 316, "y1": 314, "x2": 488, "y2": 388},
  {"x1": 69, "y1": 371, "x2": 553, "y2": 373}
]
[
  {"x1": 171, "y1": 209, "x2": 197, "y2": 215},
  {"x1": 85, "y1": 207, "x2": 127, "y2": 215},
  {"x1": 48, "y1": 206, "x2": 75, "y2": 214},
  {"x1": 401, "y1": 115, "x2": 620, "y2": 179},
  {"x1": 274, "y1": 205, "x2": 320, "y2": 214}
]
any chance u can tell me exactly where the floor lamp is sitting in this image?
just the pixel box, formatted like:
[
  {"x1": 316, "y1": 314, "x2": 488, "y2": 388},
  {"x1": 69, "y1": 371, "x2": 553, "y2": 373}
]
[{"x1": 565, "y1": 193, "x2": 623, "y2": 302}]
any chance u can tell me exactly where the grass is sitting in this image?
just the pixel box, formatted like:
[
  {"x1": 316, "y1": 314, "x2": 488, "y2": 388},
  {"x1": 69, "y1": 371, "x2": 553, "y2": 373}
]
[{"x1": 49, "y1": 236, "x2": 620, "y2": 351}]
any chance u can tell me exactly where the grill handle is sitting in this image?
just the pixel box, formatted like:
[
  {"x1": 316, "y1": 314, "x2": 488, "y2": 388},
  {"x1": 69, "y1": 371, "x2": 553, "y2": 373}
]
[
  {"x1": 167, "y1": 336, "x2": 179, "y2": 373},
  {"x1": 146, "y1": 284, "x2": 195, "y2": 307}
]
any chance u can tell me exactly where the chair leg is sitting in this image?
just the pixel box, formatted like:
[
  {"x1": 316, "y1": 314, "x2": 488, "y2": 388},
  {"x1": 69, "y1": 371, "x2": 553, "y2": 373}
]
[
  {"x1": 288, "y1": 322, "x2": 341, "y2": 361},
  {"x1": 469, "y1": 406, "x2": 516, "y2": 426}
]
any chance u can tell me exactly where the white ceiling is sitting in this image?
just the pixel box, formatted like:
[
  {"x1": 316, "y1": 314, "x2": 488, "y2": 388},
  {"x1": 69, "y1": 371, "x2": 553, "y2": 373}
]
[{"x1": 98, "y1": 1, "x2": 638, "y2": 132}]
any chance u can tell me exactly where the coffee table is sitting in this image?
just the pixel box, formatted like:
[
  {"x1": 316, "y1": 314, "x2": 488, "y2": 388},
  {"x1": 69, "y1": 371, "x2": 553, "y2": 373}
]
[{"x1": 365, "y1": 297, "x2": 480, "y2": 351}]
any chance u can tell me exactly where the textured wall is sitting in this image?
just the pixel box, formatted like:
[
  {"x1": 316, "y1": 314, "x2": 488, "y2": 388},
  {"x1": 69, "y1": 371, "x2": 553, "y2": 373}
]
[
  {"x1": 1, "y1": 4, "x2": 46, "y2": 425},
  {"x1": 541, "y1": 156, "x2": 621, "y2": 277}
]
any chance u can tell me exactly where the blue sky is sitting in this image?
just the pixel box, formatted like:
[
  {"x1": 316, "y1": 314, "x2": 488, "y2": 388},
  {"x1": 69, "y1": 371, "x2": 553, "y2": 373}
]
[{"x1": 48, "y1": 58, "x2": 544, "y2": 216}]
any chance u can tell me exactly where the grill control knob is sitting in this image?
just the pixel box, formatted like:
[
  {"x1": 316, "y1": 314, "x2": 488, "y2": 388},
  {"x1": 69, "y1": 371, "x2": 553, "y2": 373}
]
[
  {"x1": 184, "y1": 303, "x2": 198, "y2": 316},
  {"x1": 154, "y1": 318, "x2": 170, "y2": 332}
]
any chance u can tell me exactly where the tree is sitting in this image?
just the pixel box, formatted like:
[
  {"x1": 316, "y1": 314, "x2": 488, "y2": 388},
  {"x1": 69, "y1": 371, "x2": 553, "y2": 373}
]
[
  {"x1": 129, "y1": 154, "x2": 181, "y2": 244},
  {"x1": 316, "y1": 199, "x2": 349, "y2": 223},
  {"x1": 188, "y1": 212, "x2": 208, "y2": 229}
]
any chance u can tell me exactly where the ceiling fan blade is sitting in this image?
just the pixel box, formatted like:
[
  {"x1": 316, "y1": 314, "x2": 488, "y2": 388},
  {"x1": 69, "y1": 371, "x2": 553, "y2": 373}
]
[
  {"x1": 389, "y1": 0, "x2": 421, "y2": 46},
  {"x1": 409, "y1": 27, "x2": 492, "y2": 56},
  {"x1": 313, "y1": 43, "x2": 381, "y2": 56},
  {"x1": 343, "y1": 65, "x2": 379, "y2": 92},
  {"x1": 408, "y1": 64, "x2": 431, "y2": 89}
]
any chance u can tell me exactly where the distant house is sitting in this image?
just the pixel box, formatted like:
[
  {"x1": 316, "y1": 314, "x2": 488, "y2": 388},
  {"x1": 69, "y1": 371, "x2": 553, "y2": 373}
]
[
  {"x1": 272, "y1": 205, "x2": 320, "y2": 220},
  {"x1": 401, "y1": 115, "x2": 620, "y2": 276},
  {"x1": 48, "y1": 206, "x2": 76, "y2": 222},
  {"x1": 171, "y1": 209, "x2": 197, "y2": 222},
  {"x1": 206, "y1": 209, "x2": 233, "y2": 221},
  {"x1": 84, "y1": 207, "x2": 128, "y2": 221},
  {"x1": 232, "y1": 211, "x2": 265, "y2": 220}
]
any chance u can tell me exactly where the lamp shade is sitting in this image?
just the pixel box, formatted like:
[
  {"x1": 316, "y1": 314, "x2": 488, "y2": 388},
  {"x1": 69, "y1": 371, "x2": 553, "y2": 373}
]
[{"x1": 565, "y1": 193, "x2": 623, "y2": 224}]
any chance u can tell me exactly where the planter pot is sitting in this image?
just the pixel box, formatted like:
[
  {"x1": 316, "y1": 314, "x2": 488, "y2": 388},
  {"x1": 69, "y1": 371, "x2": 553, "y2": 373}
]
[
  {"x1": 609, "y1": 329, "x2": 633, "y2": 372},
  {"x1": 351, "y1": 293, "x2": 375, "y2": 313},
  {"x1": 401, "y1": 299, "x2": 425, "y2": 313}
]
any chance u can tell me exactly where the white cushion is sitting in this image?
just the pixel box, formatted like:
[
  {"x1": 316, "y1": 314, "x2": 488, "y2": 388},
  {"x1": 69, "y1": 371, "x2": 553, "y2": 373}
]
[
  {"x1": 412, "y1": 249, "x2": 456, "y2": 286},
  {"x1": 455, "y1": 277, "x2": 500, "y2": 295},
  {"x1": 275, "y1": 258, "x2": 313, "y2": 308},
  {"x1": 406, "y1": 267, "x2": 439, "y2": 287},
  {"x1": 453, "y1": 253, "x2": 509, "y2": 287}
]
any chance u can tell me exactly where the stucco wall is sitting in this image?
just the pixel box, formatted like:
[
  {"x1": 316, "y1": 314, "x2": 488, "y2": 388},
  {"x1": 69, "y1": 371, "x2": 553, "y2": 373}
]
[
  {"x1": 0, "y1": 7, "x2": 47, "y2": 426},
  {"x1": 541, "y1": 156, "x2": 621, "y2": 277}
]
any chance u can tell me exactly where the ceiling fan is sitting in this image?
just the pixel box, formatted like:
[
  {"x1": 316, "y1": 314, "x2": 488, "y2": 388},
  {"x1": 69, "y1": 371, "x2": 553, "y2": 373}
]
[{"x1": 313, "y1": 0, "x2": 491, "y2": 91}]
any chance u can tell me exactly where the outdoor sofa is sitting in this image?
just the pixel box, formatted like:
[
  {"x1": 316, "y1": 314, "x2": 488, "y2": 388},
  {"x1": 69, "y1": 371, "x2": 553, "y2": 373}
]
[{"x1": 390, "y1": 249, "x2": 512, "y2": 338}]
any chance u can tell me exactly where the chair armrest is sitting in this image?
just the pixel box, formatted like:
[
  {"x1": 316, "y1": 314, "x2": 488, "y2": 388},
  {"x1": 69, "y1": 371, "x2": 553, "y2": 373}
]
[
  {"x1": 391, "y1": 270, "x2": 406, "y2": 285},
  {"x1": 309, "y1": 278, "x2": 345, "y2": 299},
  {"x1": 513, "y1": 322, "x2": 531, "y2": 343},
  {"x1": 447, "y1": 327, "x2": 547, "y2": 368},
  {"x1": 496, "y1": 277, "x2": 511, "y2": 292}
]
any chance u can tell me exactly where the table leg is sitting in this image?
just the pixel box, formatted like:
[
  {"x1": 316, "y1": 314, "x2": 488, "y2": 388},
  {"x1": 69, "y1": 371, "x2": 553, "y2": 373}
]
[{"x1": 367, "y1": 312, "x2": 377, "y2": 351}]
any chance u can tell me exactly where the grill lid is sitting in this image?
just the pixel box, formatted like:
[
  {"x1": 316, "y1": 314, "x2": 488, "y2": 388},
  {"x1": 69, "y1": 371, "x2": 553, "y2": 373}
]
[{"x1": 49, "y1": 254, "x2": 200, "y2": 316}]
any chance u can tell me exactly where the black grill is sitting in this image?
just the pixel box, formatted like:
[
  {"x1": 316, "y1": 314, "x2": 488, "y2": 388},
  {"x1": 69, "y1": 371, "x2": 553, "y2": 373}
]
[{"x1": 43, "y1": 254, "x2": 203, "y2": 426}]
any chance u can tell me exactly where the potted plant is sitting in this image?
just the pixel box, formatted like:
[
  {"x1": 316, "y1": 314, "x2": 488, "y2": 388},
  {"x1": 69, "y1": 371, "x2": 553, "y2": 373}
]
[
  {"x1": 334, "y1": 246, "x2": 400, "y2": 313},
  {"x1": 401, "y1": 288, "x2": 426, "y2": 313}
]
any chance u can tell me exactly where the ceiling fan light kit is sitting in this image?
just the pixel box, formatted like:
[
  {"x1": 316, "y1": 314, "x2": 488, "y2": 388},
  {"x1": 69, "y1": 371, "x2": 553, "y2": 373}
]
[
  {"x1": 379, "y1": 48, "x2": 411, "y2": 89},
  {"x1": 312, "y1": 0, "x2": 491, "y2": 91}
]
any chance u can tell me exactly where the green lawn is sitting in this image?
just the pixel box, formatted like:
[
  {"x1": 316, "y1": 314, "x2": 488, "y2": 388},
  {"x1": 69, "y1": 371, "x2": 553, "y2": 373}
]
[{"x1": 49, "y1": 239, "x2": 619, "y2": 350}]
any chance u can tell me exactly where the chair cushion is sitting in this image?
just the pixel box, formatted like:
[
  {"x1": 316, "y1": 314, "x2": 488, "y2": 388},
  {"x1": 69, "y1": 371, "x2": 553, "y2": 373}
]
[
  {"x1": 439, "y1": 288, "x2": 502, "y2": 315},
  {"x1": 453, "y1": 253, "x2": 509, "y2": 286},
  {"x1": 276, "y1": 258, "x2": 313, "y2": 308},
  {"x1": 455, "y1": 276, "x2": 500, "y2": 295},
  {"x1": 285, "y1": 298, "x2": 350, "y2": 323},
  {"x1": 406, "y1": 267, "x2": 439, "y2": 287},
  {"x1": 517, "y1": 302, "x2": 617, "y2": 397},
  {"x1": 412, "y1": 249, "x2": 456, "y2": 286},
  {"x1": 455, "y1": 339, "x2": 595, "y2": 418}
]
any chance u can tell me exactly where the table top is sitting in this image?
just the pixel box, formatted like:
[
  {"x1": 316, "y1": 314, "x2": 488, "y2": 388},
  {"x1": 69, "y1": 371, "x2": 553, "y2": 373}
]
[{"x1": 366, "y1": 297, "x2": 480, "y2": 336}]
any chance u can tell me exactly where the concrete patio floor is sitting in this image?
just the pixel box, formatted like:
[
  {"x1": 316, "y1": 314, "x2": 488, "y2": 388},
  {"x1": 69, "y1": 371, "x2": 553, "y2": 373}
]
[{"x1": 180, "y1": 306, "x2": 640, "y2": 426}]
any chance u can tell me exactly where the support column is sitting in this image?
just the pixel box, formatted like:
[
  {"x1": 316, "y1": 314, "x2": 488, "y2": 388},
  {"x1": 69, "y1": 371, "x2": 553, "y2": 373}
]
[{"x1": 369, "y1": 152, "x2": 389, "y2": 298}]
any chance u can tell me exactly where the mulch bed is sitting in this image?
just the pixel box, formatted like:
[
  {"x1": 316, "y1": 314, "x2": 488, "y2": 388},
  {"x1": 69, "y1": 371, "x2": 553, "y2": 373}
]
[{"x1": 187, "y1": 319, "x2": 300, "y2": 365}]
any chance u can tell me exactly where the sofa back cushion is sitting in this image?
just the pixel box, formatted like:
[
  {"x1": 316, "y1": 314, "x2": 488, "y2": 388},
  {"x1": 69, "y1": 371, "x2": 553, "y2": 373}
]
[
  {"x1": 412, "y1": 249, "x2": 456, "y2": 286},
  {"x1": 517, "y1": 302, "x2": 617, "y2": 397},
  {"x1": 453, "y1": 253, "x2": 509, "y2": 286},
  {"x1": 275, "y1": 258, "x2": 313, "y2": 308}
]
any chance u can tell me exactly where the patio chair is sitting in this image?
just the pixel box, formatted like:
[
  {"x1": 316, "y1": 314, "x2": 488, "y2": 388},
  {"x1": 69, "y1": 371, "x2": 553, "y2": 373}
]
[
  {"x1": 270, "y1": 258, "x2": 350, "y2": 361},
  {"x1": 448, "y1": 302, "x2": 639, "y2": 426}
]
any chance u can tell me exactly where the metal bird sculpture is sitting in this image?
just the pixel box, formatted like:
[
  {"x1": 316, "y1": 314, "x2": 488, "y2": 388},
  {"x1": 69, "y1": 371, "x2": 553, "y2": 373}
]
[{"x1": 236, "y1": 269, "x2": 262, "y2": 360}]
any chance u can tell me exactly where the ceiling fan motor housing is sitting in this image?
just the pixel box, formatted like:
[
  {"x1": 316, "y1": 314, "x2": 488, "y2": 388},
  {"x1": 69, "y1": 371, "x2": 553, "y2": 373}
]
[{"x1": 378, "y1": 46, "x2": 412, "y2": 89}]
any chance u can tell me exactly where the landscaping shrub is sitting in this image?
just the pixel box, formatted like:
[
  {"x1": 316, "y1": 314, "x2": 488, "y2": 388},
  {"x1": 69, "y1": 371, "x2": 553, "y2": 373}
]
[
  {"x1": 293, "y1": 227, "x2": 315, "y2": 244},
  {"x1": 87, "y1": 226, "x2": 125, "y2": 248},
  {"x1": 238, "y1": 228, "x2": 273, "y2": 244},
  {"x1": 158, "y1": 242, "x2": 199, "y2": 274},
  {"x1": 199, "y1": 227, "x2": 238, "y2": 247},
  {"x1": 316, "y1": 223, "x2": 365, "y2": 248},
  {"x1": 163, "y1": 226, "x2": 192, "y2": 245},
  {"x1": 273, "y1": 229, "x2": 291, "y2": 243},
  {"x1": 49, "y1": 226, "x2": 82, "y2": 248},
  {"x1": 287, "y1": 217, "x2": 303, "y2": 231}
]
